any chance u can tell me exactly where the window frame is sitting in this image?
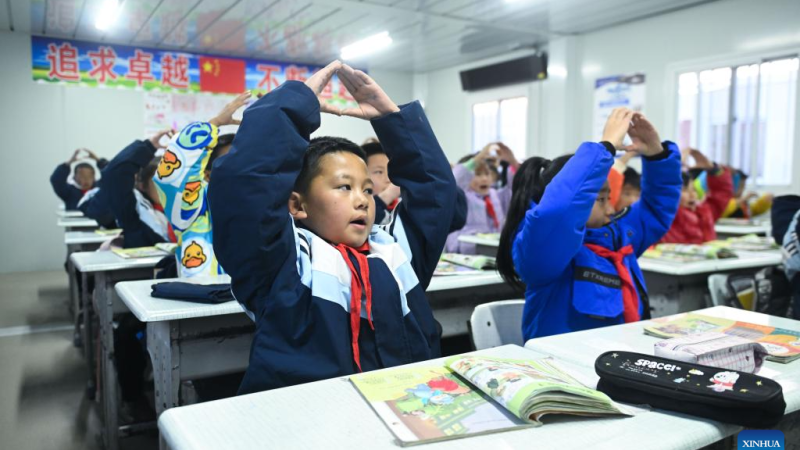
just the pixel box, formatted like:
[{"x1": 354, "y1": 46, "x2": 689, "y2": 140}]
[
  {"x1": 467, "y1": 84, "x2": 533, "y2": 161},
  {"x1": 666, "y1": 46, "x2": 800, "y2": 193}
]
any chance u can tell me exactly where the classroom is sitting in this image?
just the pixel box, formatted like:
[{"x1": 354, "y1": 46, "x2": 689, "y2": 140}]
[{"x1": 1, "y1": 0, "x2": 799, "y2": 448}]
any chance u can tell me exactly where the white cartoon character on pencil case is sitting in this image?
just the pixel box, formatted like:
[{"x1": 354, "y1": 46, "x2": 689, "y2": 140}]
[{"x1": 708, "y1": 371, "x2": 739, "y2": 392}]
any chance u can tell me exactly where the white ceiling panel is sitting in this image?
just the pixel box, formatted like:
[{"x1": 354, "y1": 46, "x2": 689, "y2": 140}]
[
  {"x1": 129, "y1": 0, "x2": 201, "y2": 46},
  {"x1": 10, "y1": 0, "x2": 33, "y2": 32},
  {"x1": 0, "y1": 0, "x2": 11, "y2": 31},
  {"x1": 18, "y1": 0, "x2": 722, "y2": 71}
]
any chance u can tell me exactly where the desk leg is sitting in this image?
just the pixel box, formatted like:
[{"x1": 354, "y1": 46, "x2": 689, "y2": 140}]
[
  {"x1": 66, "y1": 244, "x2": 78, "y2": 319},
  {"x1": 644, "y1": 273, "x2": 708, "y2": 318},
  {"x1": 148, "y1": 321, "x2": 181, "y2": 418},
  {"x1": 150, "y1": 321, "x2": 180, "y2": 450},
  {"x1": 96, "y1": 272, "x2": 120, "y2": 450},
  {"x1": 81, "y1": 272, "x2": 96, "y2": 399}
]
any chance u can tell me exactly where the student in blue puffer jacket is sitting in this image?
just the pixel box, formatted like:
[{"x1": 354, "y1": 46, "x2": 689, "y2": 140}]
[{"x1": 497, "y1": 109, "x2": 682, "y2": 340}]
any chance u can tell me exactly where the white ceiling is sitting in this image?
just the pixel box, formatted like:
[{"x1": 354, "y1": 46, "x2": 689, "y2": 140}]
[{"x1": 3, "y1": 0, "x2": 722, "y2": 72}]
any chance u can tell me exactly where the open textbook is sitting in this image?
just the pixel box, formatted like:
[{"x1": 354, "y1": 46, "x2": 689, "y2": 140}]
[
  {"x1": 111, "y1": 246, "x2": 170, "y2": 259},
  {"x1": 708, "y1": 235, "x2": 779, "y2": 252},
  {"x1": 351, "y1": 356, "x2": 629, "y2": 446},
  {"x1": 644, "y1": 313, "x2": 800, "y2": 363},
  {"x1": 642, "y1": 243, "x2": 737, "y2": 263},
  {"x1": 434, "y1": 254, "x2": 496, "y2": 276}
]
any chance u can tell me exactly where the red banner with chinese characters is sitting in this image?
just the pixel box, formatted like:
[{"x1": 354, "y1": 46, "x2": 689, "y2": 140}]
[{"x1": 31, "y1": 36, "x2": 357, "y2": 107}]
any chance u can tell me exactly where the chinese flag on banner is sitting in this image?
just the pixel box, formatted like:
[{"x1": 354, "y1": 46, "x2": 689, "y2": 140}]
[{"x1": 199, "y1": 56, "x2": 245, "y2": 94}]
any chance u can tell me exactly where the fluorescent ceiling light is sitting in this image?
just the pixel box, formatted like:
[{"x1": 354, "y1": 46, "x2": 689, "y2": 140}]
[
  {"x1": 95, "y1": 0, "x2": 121, "y2": 31},
  {"x1": 340, "y1": 32, "x2": 392, "y2": 60}
]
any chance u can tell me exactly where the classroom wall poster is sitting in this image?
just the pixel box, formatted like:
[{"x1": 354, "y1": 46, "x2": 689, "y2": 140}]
[
  {"x1": 144, "y1": 91, "x2": 235, "y2": 138},
  {"x1": 31, "y1": 35, "x2": 358, "y2": 106},
  {"x1": 593, "y1": 73, "x2": 646, "y2": 141}
]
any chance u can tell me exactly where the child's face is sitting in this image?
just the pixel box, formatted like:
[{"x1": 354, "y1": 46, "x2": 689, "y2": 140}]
[
  {"x1": 618, "y1": 185, "x2": 641, "y2": 210},
  {"x1": 469, "y1": 167, "x2": 494, "y2": 197},
  {"x1": 75, "y1": 167, "x2": 96, "y2": 190},
  {"x1": 292, "y1": 152, "x2": 376, "y2": 247},
  {"x1": 587, "y1": 182, "x2": 615, "y2": 228},
  {"x1": 366, "y1": 153, "x2": 391, "y2": 195},
  {"x1": 680, "y1": 184, "x2": 699, "y2": 210}
]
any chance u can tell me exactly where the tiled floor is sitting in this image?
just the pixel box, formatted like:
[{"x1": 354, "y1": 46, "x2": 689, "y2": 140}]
[{"x1": 0, "y1": 270, "x2": 157, "y2": 450}]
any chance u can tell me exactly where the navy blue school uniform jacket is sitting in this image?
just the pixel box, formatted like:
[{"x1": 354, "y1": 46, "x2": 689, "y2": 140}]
[
  {"x1": 513, "y1": 142, "x2": 682, "y2": 341},
  {"x1": 76, "y1": 188, "x2": 117, "y2": 229},
  {"x1": 50, "y1": 159, "x2": 108, "y2": 210},
  {"x1": 100, "y1": 140, "x2": 170, "y2": 248},
  {"x1": 209, "y1": 81, "x2": 464, "y2": 395}
]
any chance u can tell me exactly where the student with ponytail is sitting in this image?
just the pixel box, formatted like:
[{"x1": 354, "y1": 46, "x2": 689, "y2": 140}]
[{"x1": 497, "y1": 108, "x2": 682, "y2": 340}]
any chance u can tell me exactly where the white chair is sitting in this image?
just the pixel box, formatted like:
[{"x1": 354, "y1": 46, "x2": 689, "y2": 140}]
[
  {"x1": 469, "y1": 300, "x2": 526, "y2": 350},
  {"x1": 708, "y1": 274, "x2": 731, "y2": 307}
]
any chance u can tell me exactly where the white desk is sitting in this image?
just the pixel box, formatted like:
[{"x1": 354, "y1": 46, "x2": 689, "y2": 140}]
[
  {"x1": 639, "y1": 251, "x2": 782, "y2": 276},
  {"x1": 115, "y1": 271, "x2": 512, "y2": 427},
  {"x1": 158, "y1": 316, "x2": 790, "y2": 450},
  {"x1": 71, "y1": 250, "x2": 167, "y2": 450},
  {"x1": 454, "y1": 231, "x2": 783, "y2": 317},
  {"x1": 457, "y1": 235, "x2": 499, "y2": 257},
  {"x1": 524, "y1": 306, "x2": 800, "y2": 443},
  {"x1": 714, "y1": 223, "x2": 771, "y2": 238},
  {"x1": 64, "y1": 231, "x2": 121, "y2": 318},
  {"x1": 640, "y1": 251, "x2": 783, "y2": 317},
  {"x1": 57, "y1": 209, "x2": 84, "y2": 218},
  {"x1": 65, "y1": 230, "x2": 118, "y2": 246},
  {"x1": 57, "y1": 217, "x2": 99, "y2": 231}
]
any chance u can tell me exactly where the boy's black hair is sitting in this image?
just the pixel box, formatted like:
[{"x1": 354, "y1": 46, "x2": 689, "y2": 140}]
[
  {"x1": 74, "y1": 162, "x2": 95, "y2": 176},
  {"x1": 293, "y1": 136, "x2": 366, "y2": 194},
  {"x1": 457, "y1": 153, "x2": 476, "y2": 164},
  {"x1": 623, "y1": 167, "x2": 641, "y2": 190},
  {"x1": 362, "y1": 142, "x2": 385, "y2": 161},
  {"x1": 687, "y1": 167, "x2": 705, "y2": 180},
  {"x1": 207, "y1": 133, "x2": 236, "y2": 170},
  {"x1": 496, "y1": 154, "x2": 573, "y2": 290},
  {"x1": 735, "y1": 168, "x2": 749, "y2": 180},
  {"x1": 681, "y1": 171, "x2": 692, "y2": 187},
  {"x1": 138, "y1": 157, "x2": 160, "y2": 185}
]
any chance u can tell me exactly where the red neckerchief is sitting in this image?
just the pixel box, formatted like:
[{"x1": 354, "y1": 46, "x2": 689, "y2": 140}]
[
  {"x1": 387, "y1": 199, "x2": 400, "y2": 211},
  {"x1": 333, "y1": 241, "x2": 373, "y2": 372},
  {"x1": 584, "y1": 243, "x2": 640, "y2": 323},
  {"x1": 484, "y1": 196, "x2": 499, "y2": 230},
  {"x1": 152, "y1": 203, "x2": 178, "y2": 243}
]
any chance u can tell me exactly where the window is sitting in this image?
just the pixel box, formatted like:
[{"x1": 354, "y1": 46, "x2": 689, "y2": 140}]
[
  {"x1": 676, "y1": 56, "x2": 798, "y2": 185},
  {"x1": 472, "y1": 96, "x2": 528, "y2": 161}
]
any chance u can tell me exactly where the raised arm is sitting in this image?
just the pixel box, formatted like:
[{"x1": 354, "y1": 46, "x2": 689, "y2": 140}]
[
  {"x1": 513, "y1": 143, "x2": 613, "y2": 285},
  {"x1": 101, "y1": 130, "x2": 172, "y2": 246},
  {"x1": 339, "y1": 64, "x2": 460, "y2": 288},
  {"x1": 620, "y1": 114, "x2": 683, "y2": 254},
  {"x1": 513, "y1": 108, "x2": 633, "y2": 286},
  {"x1": 50, "y1": 149, "x2": 82, "y2": 208},
  {"x1": 209, "y1": 64, "x2": 337, "y2": 316}
]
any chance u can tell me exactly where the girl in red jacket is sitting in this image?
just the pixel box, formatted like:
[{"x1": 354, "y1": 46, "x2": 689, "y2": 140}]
[{"x1": 660, "y1": 149, "x2": 733, "y2": 244}]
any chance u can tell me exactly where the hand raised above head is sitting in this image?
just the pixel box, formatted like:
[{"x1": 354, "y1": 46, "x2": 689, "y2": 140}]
[
  {"x1": 338, "y1": 64, "x2": 400, "y2": 120},
  {"x1": 601, "y1": 107, "x2": 634, "y2": 150},
  {"x1": 149, "y1": 128, "x2": 175, "y2": 150},
  {"x1": 210, "y1": 91, "x2": 252, "y2": 127},
  {"x1": 621, "y1": 113, "x2": 662, "y2": 157},
  {"x1": 304, "y1": 60, "x2": 343, "y2": 116},
  {"x1": 689, "y1": 148, "x2": 714, "y2": 169}
]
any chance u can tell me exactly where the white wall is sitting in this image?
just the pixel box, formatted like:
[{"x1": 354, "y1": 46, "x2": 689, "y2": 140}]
[{"x1": 0, "y1": 31, "x2": 412, "y2": 273}]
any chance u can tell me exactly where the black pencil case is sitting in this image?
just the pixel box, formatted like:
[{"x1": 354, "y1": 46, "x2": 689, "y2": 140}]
[{"x1": 594, "y1": 351, "x2": 785, "y2": 428}]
